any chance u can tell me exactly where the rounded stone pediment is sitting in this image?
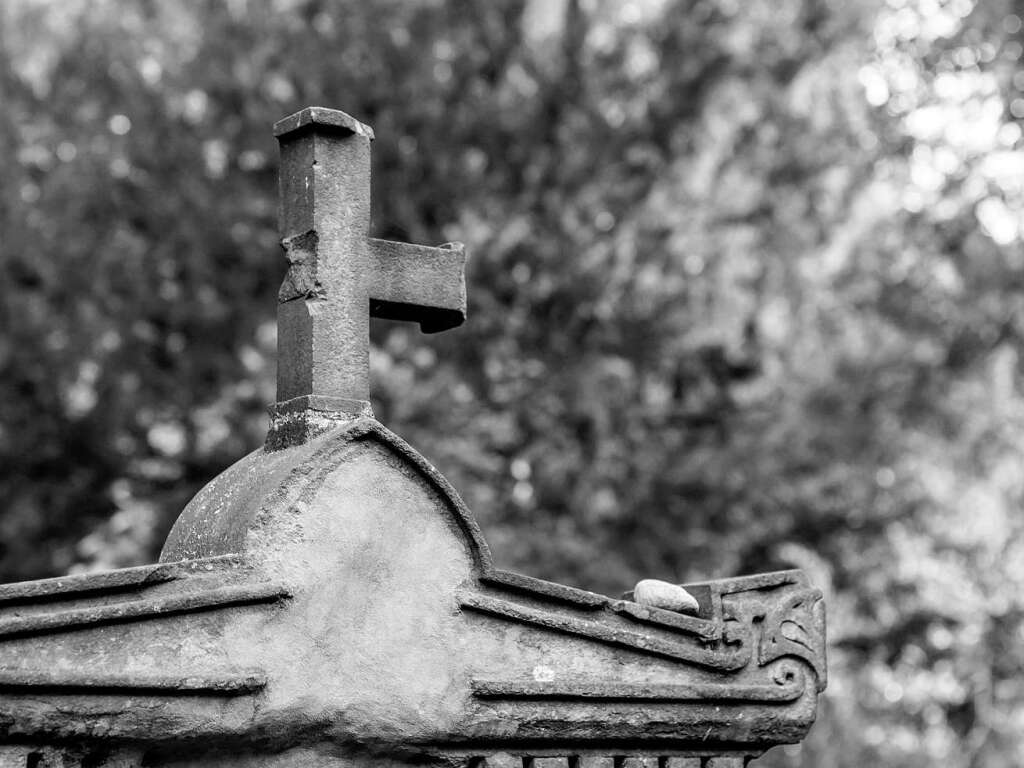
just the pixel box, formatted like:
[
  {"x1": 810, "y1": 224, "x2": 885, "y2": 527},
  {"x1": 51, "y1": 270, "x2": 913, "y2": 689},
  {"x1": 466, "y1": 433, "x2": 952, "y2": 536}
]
[{"x1": 161, "y1": 417, "x2": 493, "y2": 578}]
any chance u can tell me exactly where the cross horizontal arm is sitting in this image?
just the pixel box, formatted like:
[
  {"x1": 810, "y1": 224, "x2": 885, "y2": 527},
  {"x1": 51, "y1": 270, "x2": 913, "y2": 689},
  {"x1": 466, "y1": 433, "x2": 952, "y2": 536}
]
[{"x1": 367, "y1": 238, "x2": 467, "y2": 333}]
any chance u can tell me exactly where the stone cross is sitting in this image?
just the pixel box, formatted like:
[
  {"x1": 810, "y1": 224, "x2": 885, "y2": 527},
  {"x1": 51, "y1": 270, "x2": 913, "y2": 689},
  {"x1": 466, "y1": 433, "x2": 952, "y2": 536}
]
[
  {"x1": 272, "y1": 107, "x2": 466, "y2": 422},
  {"x1": 0, "y1": 107, "x2": 826, "y2": 768}
]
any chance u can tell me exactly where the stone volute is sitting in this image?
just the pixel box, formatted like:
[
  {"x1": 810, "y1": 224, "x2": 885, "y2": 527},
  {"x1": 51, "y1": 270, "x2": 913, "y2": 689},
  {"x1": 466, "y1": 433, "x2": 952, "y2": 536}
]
[{"x1": 0, "y1": 108, "x2": 826, "y2": 768}]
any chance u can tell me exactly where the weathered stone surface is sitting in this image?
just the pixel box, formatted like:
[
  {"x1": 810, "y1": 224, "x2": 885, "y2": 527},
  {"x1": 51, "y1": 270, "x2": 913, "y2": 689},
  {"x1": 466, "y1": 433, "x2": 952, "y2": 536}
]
[
  {"x1": 0, "y1": 107, "x2": 826, "y2": 767},
  {"x1": 0, "y1": 415, "x2": 825, "y2": 765},
  {"x1": 271, "y1": 106, "x2": 467, "y2": 436}
]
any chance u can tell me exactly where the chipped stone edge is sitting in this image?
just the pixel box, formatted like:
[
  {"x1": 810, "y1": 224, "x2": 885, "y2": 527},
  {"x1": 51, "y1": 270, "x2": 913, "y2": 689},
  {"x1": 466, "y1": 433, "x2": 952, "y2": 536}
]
[
  {"x1": 273, "y1": 106, "x2": 375, "y2": 141},
  {"x1": 458, "y1": 591, "x2": 748, "y2": 671},
  {"x1": 0, "y1": 582, "x2": 290, "y2": 640},
  {"x1": 0, "y1": 554, "x2": 251, "y2": 606},
  {"x1": 480, "y1": 571, "x2": 608, "y2": 609},
  {"x1": 471, "y1": 660, "x2": 807, "y2": 703},
  {"x1": 0, "y1": 669, "x2": 267, "y2": 696}
]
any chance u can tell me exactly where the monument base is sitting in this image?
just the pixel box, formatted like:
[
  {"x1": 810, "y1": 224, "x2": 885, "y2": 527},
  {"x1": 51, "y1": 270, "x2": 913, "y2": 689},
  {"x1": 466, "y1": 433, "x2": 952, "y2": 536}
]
[{"x1": 265, "y1": 395, "x2": 374, "y2": 450}]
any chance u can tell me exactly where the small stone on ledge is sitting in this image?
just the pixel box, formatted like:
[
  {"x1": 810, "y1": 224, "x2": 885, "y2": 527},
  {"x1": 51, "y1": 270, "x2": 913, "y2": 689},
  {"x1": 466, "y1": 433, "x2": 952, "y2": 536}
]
[{"x1": 633, "y1": 579, "x2": 700, "y2": 614}]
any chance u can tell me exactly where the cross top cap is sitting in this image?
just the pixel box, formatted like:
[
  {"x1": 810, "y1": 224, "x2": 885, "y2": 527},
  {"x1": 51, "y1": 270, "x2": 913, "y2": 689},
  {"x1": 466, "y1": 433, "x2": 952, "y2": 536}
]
[
  {"x1": 273, "y1": 106, "x2": 375, "y2": 141},
  {"x1": 267, "y1": 105, "x2": 468, "y2": 449}
]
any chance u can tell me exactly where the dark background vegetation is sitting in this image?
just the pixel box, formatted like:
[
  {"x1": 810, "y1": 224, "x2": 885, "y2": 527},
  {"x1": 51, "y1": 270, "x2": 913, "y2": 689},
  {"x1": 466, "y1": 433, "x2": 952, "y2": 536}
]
[{"x1": 3, "y1": 0, "x2": 1024, "y2": 765}]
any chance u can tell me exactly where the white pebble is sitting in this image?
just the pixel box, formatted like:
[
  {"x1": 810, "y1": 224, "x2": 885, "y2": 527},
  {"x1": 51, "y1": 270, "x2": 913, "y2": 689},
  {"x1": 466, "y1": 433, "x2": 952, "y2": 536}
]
[{"x1": 633, "y1": 579, "x2": 699, "y2": 614}]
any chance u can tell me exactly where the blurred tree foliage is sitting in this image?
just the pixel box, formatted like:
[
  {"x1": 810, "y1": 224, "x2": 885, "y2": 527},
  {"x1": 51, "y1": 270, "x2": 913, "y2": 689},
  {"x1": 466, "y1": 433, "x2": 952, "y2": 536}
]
[{"x1": 2, "y1": 0, "x2": 1024, "y2": 765}]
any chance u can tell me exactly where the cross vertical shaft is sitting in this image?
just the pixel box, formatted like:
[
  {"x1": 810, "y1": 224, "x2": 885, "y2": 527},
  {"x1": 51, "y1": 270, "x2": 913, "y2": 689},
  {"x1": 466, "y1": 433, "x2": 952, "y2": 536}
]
[
  {"x1": 275, "y1": 108, "x2": 375, "y2": 412},
  {"x1": 268, "y1": 107, "x2": 468, "y2": 450}
]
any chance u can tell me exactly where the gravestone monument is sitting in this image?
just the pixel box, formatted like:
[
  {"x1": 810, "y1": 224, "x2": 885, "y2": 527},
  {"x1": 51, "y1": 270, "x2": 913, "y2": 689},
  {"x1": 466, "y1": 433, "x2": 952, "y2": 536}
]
[{"x1": 0, "y1": 107, "x2": 826, "y2": 767}]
